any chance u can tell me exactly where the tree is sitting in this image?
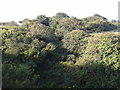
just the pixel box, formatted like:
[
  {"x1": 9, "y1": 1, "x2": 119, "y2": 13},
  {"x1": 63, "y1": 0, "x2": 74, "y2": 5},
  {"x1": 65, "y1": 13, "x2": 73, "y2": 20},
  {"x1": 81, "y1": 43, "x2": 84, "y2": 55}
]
[
  {"x1": 62, "y1": 30, "x2": 89, "y2": 56},
  {"x1": 3, "y1": 63, "x2": 40, "y2": 88},
  {"x1": 3, "y1": 21, "x2": 19, "y2": 26},
  {"x1": 36, "y1": 15, "x2": 49, "y2": 26},
  {"x1": 30, "y1": 23, "x2": 56, "y2": 42},
  {"x1": 55, "y1": 17, "x2": 81, "y2": 38},
  {"x1": 55, "y1": 12, "x2": 69, "y2": 18},
  {"x1": 81, "y1": 32, "x2": 120, "y2": 70}
]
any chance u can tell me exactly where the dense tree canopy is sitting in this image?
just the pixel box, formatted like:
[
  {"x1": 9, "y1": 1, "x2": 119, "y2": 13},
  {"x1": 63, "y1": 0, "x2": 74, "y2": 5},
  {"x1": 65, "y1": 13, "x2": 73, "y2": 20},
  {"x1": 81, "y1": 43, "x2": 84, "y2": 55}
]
[
  {"x1": 1, "y1": 12, "x2": 119, "y2": 88},
  {"x1": 62, "y1": 30, "x2": 89, "y2": 56}
]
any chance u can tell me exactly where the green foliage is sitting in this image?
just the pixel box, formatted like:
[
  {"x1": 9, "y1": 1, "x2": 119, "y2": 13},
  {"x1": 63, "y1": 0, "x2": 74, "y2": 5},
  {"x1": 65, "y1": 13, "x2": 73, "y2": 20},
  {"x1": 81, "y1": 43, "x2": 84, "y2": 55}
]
[
  {"x1": 85, "y1": 21, "x2": 117, "y2": 32},
  {"x1": 24, "y1": 39, "x2": 46, "y2": 58},
  {"x1": 2, "y1": 63, "x2": 40, "y2": 88},
  {"x1": 19, "y1": 18, "x2": 31, "y2": 29},
  {"x1": 1, "y1": 21, "x2": 19, "y2": 26},
  {"x1": 81, "y1": 32, "x2": 120, "y2": 70},
  {"x1": 40, "y1": 43, "x2": 56, "y2": 60},
  {"x1": 49, "y1": 19, "x2": 59, "y2": 30},
  {"x1": 55, "y1": 17, "x2": 81, "y2": 37},
  {"x1": 62, "y1": 30, "x2": 89, "y2": 56},
  {"x1": 55, "y1": 12, "x2": 69, "y2": 18},
  {"x1": 80, "y1": 15, "x2": 117, "y2": 32},
  {"x1": 48, "y1": 12, "x2": 69, "y2": 31},
  {"x1": 36, "y1": 15, "x2": 49, "y2": 26},
  {"x1": 1, "y1": 13, "x2": 119, "y2": 88},
  {"x1": 30, "y1": 23, "x2": 56, "y2": 42}
]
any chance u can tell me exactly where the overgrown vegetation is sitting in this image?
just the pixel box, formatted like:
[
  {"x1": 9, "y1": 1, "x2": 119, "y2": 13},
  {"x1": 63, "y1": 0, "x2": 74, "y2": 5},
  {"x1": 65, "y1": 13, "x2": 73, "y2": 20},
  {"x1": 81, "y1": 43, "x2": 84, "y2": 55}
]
[{"x1": 0, "y1": 13, "x2": 119, "y2": 88}]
